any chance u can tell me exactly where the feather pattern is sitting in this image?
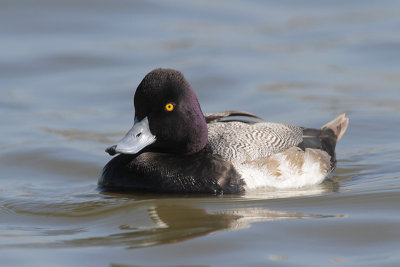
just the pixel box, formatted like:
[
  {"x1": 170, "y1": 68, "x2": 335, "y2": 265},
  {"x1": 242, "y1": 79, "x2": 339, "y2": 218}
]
[
  {"x1": 206, "y1": 112, "x2": 348, "y2": 190},
  {"x1": 207, "y1": 121, "x2": 303, "y2": 164}
]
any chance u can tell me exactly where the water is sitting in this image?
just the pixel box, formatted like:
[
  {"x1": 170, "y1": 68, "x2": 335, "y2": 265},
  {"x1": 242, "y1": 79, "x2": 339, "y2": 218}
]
[{"x1": 1, "y1": 0, "x2": 400, "y2": 266}]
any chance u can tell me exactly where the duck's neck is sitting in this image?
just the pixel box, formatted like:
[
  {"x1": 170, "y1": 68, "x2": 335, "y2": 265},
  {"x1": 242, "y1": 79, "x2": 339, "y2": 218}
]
[
  {"x1": 181, "y1": 96, "x2": 208, "y2": 154},
  {"x1": 185, "y1": 117, "x2": 208, "y2": 155}
]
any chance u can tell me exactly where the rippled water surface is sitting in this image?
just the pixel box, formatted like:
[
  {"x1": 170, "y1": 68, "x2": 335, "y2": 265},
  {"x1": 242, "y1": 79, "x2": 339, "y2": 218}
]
[{"x1": 1, "y1": 0, "x2": 400, "y2": 266}]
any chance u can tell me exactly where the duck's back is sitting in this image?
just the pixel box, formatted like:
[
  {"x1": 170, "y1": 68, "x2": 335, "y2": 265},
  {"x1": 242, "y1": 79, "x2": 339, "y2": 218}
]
[{"x1": 207, "y1": 121, "x2": 303, "y2": 164}]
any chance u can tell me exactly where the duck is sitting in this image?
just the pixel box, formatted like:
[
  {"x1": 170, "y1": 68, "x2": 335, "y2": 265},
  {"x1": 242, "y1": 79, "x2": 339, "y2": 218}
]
[{"x1": 99, "y1": 68, "x2": 349, "y2": 194}]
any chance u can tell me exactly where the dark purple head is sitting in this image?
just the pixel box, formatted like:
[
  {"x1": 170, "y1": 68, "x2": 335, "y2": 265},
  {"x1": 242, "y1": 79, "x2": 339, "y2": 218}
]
[{"x1": 106, "y1": 68, "x2": 208, "y2": 155}]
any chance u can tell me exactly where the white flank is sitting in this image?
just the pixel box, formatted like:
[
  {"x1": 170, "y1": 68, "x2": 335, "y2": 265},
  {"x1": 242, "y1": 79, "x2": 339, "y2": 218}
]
[{"x1": 236, "y1": 150, "x2": 330, "y2": 190}]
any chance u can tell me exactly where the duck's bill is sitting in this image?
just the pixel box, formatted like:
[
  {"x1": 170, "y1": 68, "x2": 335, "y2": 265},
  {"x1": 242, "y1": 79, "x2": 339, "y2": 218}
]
[{"x1": 106, "y1": 117, "x2": 156, "y2": 155}]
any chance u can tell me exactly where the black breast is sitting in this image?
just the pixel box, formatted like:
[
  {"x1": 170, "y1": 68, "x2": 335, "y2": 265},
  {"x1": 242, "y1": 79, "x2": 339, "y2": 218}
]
[{"x1": 99, "y1": 146, "x2": 245, "y2": 194}]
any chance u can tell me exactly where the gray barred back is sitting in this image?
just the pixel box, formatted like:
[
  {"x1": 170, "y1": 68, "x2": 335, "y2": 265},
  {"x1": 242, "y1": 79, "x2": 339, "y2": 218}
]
[{"x1": 207, "y1": 121, "x2": 303, "y2": 164}]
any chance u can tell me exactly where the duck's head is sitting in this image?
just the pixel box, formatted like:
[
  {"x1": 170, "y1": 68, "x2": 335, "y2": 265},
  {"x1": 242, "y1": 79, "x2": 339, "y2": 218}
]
[{"x1": 106, "y1": 68, "x2": 208, "y2": 156}]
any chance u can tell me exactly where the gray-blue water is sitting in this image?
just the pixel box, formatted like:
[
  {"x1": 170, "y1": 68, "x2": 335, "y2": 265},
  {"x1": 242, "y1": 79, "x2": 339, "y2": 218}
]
[{"x1": 1, "y1": 0, "x2": 400, "y2": 266}]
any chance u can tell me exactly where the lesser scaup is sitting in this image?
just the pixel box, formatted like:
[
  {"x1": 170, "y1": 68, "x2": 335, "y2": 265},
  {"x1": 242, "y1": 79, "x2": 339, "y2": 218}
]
[{"x1": 99, "y1": 68, "x2": 349, "y2": 194}]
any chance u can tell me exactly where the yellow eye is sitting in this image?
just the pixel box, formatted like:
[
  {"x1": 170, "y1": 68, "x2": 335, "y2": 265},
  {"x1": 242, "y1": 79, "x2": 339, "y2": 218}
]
[{"x1": 165, "y1": 103, "x2": 174, "y2": 111}]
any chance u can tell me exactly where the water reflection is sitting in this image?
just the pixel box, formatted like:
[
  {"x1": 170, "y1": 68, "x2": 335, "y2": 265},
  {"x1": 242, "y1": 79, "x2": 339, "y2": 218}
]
[
  {"x1": 1, "y1": 194, "x2": 345, "y2": 250},
  {"x1": 243, "y1": 180, "x2": 340, "y2": 199},
  {"x1": 66, "y1": 203, "x2": 345, "y2": 249}
]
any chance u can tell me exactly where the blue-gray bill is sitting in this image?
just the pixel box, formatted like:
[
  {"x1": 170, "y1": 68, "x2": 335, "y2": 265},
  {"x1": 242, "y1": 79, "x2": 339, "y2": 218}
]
[{"x1": 105, "y1": 117, "x2": 156, "y2": 156}]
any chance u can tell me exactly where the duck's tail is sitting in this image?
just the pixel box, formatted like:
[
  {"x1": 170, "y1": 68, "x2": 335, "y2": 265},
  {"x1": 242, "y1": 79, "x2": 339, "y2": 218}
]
[
  {"x1": 301, "y1": 113, "x2": 349, "y2": 167},
  {"x1": 321, "y1": 113, "x2": 349, "y2": 142}
]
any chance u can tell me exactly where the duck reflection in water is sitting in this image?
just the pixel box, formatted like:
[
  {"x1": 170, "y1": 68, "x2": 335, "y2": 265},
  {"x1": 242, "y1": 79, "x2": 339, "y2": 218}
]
[{"x1": 66, "y1": 191, "x2": 346, "y2": 249}]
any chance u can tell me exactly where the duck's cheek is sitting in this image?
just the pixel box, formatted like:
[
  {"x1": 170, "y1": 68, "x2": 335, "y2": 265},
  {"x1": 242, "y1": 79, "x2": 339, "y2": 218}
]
[{"x1": 106, "y1": 117, "x2": 156, "y2": 155}]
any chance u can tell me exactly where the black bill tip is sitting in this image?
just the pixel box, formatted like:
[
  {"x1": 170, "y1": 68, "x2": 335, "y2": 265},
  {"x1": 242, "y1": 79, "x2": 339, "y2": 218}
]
[{"x1": 105, "y1": 145, "x2": 117, "y2": 156}]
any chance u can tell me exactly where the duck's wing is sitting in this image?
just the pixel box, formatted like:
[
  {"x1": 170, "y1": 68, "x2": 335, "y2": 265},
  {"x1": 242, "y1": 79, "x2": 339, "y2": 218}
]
[
  {"x1": 205, "y1": 110, "x2": 263, "y2": 123},
  {"x1": 207, "y1": 113, "x2": 349, "y2": 165},
  {"x1": 207, "y1": 121, "x2": 303, "y2": 163}
]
